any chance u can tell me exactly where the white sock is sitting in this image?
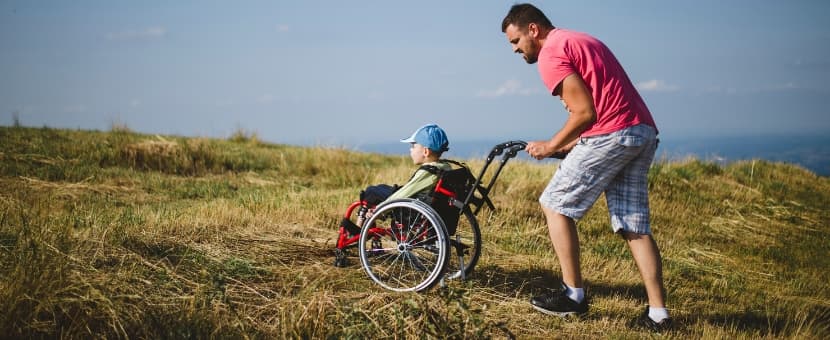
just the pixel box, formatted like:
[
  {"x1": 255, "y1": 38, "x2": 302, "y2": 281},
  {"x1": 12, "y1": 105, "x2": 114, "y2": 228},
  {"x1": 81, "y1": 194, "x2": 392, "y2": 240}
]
[
  {"x1": 564, "y1": 284, "x2": 584, "y2": 303},
  {"x1": 648, "y1": 307, "x2": 669, "y2": 322}
]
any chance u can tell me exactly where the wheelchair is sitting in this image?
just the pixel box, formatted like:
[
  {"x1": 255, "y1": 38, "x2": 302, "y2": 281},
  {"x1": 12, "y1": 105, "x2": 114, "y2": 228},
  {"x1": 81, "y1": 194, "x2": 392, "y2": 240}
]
[{"x1": 334, "y1": 140, "x2": 546, "y2": 292}]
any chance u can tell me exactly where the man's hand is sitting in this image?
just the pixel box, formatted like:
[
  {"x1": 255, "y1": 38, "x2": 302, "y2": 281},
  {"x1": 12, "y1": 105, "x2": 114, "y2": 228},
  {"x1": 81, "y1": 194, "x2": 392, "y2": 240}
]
[
  {"x1": 526, "y1": 138, "x2": 577, "y2": 160},
  {"x1": 525, "y1": 140, "x2": 556, "y2": 160}
]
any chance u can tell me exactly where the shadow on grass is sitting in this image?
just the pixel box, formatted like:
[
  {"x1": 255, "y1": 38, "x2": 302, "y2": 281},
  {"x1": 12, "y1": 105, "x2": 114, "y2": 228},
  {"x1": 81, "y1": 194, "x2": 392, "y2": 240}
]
[
  {"x1": 701, "y1": 312, "x2": 786, "y2": 335},
  {"x1": 471, "y1": 264, "x2": 830, "y2": 336},
  {"x1": 699, "y1": 305, "x2": 830, "y2": 337},
  {"x1": 470, "y1": 264, "x2": 647, "y2": 302}
]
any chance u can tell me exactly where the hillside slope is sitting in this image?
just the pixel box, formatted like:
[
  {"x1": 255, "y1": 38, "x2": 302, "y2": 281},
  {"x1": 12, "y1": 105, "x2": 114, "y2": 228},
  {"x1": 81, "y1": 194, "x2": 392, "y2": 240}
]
[{"x1": 1, "y1": 126, "x2": 828, "y2": 339}]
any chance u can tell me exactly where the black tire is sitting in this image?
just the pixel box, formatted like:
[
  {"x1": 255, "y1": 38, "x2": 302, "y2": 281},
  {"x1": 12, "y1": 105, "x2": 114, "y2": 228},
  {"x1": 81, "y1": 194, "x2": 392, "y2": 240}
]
[
  {"x1": 444, "y1": 208, "x2": 481, "y2": 281},
  {"x1": 358, "y1": 199, "x2": 450, "y2": 292}
]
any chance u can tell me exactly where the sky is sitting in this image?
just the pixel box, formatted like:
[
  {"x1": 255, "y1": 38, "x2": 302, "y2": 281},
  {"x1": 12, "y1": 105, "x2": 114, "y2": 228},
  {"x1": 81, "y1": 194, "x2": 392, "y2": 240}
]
[{"x1": 2, "y1": 1, "x2": 829, "y2": 151}]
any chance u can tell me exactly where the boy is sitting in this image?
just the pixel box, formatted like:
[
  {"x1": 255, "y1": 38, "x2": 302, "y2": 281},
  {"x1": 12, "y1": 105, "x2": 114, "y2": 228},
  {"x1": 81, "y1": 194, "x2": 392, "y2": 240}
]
[
  {"x1": 333, "y1": 123, "x2": 452, "y2": 267},
  {"x1": 335, "y1": 124, "x2": 452, "y2": 252},
  {"x1": 385, "y1": 123, "x2": 452, "y2": 202},
  {"x1": 354, "y1": 123, "x2": 452, "y2": 227}
]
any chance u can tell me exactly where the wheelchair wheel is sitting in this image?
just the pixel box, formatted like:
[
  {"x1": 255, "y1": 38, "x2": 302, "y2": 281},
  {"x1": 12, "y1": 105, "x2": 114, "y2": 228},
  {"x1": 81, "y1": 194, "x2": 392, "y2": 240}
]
[
  {"x1": 358, "y1": 199, "x2": 450, "y2": 292},
  {"x1": 444, "y1": 208, "x2": 481, "y2": 281}
]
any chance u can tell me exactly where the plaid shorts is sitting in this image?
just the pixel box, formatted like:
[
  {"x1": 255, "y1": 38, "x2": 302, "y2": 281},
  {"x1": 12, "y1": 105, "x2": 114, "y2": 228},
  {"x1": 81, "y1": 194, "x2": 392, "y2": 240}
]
[{"x1": 539, "y1": 124, "x2": 658, "y2": 234}]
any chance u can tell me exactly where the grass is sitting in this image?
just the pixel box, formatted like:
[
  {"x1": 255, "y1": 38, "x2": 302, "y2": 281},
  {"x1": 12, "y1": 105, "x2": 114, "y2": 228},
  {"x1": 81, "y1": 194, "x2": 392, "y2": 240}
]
[{"x1": 1, "y1": 125, "x2": 828, "y2": 339}]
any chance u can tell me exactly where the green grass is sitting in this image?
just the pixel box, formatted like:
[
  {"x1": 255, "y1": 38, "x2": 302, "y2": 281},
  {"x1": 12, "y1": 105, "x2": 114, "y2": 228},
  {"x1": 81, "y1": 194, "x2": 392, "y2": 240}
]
[{"x1": 1, "y1": 125, "x2": 828, "y2": 339}]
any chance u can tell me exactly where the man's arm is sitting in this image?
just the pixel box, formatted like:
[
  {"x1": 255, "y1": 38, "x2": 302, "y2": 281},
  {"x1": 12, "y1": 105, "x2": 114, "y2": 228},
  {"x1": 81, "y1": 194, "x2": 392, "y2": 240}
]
[{"x1": 526, "y1": 73, "x2": 596, "y2": 160}]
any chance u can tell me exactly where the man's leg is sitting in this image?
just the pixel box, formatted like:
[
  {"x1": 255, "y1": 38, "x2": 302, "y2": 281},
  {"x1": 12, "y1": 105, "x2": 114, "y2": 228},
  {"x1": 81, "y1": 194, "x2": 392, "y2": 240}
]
[
  {"x1": 622, "y1": 231, "x2": 666, "y2": 308},
  {"x1": 530, "y1": 205, "x2": 588, "y2": 316},
  {"x1": 532, "y1": 130, "x2": 633, "y2": 316},
  {"x1": 542, "y1": 206, "x2": 582, "y2": 288}
]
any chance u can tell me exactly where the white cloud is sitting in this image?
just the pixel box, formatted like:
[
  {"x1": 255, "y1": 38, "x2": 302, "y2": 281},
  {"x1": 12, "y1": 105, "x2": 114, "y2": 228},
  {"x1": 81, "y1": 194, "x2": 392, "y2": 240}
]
[
  {"x1": 276, "y1": 24, "x2": 290, "y2": 33},
  {"x1": 477, "y1": 79, "x2": 539, "y2": 98},
  {"x1": 636, "y1": 79, "x2": 679, "y2": 92},
  {"x1": 105, "y1": 26, "x2": 167, "y2": 41}
]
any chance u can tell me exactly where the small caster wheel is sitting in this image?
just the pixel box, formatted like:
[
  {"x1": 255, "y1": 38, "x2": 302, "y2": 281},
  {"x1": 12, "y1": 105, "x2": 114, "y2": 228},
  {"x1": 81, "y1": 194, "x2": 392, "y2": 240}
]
[{"x1": 334, "y1": 249, "x2": 349, "y2": 267}]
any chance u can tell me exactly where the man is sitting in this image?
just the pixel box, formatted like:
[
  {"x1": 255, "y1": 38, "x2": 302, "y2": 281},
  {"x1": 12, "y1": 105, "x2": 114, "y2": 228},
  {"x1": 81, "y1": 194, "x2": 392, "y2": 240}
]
[{"x1": 501, "y1": 3, "x2": 672, "y2": 331}]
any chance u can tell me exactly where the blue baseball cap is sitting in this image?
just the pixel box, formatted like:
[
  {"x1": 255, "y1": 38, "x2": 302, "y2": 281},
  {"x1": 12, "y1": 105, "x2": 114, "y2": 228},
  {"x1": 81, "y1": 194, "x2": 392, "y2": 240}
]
[{"x1": 400, "y1": 123, "x2": 449, "y2": 152}]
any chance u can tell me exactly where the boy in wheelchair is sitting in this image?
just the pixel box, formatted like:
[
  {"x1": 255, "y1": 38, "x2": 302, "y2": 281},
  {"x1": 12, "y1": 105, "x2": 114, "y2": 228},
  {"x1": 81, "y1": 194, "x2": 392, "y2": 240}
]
[
  {"x1": 363, "y1": 124, "x2": 451, "y2": 213},
  {"x1": 334, "y1": 123, "x2": 455, "y2": 267}
]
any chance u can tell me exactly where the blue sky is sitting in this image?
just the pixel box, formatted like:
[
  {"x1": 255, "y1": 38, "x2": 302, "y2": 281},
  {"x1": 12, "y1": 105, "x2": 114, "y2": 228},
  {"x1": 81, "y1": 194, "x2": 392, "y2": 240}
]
[{"x1": 2, "y1": 1, "x2": 829, "y2": 150}]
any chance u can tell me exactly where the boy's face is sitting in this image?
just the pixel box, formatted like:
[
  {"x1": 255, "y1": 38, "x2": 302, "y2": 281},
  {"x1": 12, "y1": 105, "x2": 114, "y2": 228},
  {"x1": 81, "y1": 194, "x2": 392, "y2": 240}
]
[{"x1": 409, "y1": 143, "x2": 430, "y2": 164}]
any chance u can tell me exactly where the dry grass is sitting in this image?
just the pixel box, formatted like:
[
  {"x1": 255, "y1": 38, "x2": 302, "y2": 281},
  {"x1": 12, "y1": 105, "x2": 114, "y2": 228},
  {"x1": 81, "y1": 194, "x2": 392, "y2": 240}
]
[{"x1": 1, "y1": 126, "x2": 828, "y2": 339}]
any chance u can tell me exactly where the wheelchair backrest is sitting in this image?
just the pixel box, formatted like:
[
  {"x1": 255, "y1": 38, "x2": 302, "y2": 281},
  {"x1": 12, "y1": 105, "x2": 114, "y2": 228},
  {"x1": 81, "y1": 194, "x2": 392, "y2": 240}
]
[
  {"x1": 435, "y1": 167, "x2": 475, "y2": 200},
  {"x1": 419, "y1": 160, "x2": 476, "y2": 200},
  {"x1": 420, "y1": 160, "x2": 476, "y2": 235}
]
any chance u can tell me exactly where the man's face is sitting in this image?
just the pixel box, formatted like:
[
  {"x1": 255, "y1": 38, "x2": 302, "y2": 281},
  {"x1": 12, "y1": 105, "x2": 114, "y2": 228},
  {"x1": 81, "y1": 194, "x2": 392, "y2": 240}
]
[{"x1": 505, "y1": 23, "x2": 540, "y2": 64}]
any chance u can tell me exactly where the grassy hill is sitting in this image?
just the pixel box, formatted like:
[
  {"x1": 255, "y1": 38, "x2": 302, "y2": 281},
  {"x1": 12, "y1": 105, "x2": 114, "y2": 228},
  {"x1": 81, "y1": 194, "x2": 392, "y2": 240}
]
[{"x1": 1, "y1": 126, "x2": 828, "y2": 339}]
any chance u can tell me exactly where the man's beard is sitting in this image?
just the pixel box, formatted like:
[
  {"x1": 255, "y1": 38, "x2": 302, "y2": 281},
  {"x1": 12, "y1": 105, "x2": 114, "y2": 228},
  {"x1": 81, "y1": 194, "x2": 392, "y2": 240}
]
[{"x1": 523, "y1": 41, "x2": 539, "y2": 64}]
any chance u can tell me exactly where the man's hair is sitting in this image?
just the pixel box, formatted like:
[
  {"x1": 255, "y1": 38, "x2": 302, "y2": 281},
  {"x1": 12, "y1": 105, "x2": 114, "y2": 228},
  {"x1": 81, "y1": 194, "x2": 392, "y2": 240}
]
[{"x1": 501, "y1": 3, "x2": 554, "y2": 33}]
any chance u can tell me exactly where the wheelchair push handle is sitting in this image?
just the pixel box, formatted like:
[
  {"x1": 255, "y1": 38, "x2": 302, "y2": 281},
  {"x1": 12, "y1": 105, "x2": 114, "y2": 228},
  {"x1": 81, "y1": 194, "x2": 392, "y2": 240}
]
[
  {"x1": 488, "y1": 140, "x2": 568, "y2": 160},
  {"x1": 486, "y1": 140, "x2": 526, "y2": 161}
]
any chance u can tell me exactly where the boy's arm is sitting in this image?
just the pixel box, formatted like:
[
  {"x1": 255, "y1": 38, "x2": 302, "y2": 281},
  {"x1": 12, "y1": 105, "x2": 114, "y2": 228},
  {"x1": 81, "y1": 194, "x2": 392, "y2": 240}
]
[{"x1": 383, "y1": 170, "x2": 437, "y2": 203}]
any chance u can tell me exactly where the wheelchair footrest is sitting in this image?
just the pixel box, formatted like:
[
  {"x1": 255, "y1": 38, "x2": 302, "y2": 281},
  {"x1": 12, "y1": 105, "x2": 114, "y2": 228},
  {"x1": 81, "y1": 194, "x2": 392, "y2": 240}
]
[{"x1": 340, "y1": 217, "x2": 361, "y2": 235}]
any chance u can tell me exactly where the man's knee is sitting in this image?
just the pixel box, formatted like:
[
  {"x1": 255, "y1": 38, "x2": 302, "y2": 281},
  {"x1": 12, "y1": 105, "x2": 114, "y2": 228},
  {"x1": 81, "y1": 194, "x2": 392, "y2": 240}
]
[
  {"x1": 619, "y1": 230, "x2": 652, "y2": 242},
  {"x1": 541, "y1": 204, "x2": 567, "y2": 220}
]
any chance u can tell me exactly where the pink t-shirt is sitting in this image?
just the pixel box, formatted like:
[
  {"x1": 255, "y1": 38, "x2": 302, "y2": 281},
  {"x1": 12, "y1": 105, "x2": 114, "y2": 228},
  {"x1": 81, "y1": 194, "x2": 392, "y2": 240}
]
[{"x1": 537, "y1": 29, "x2": 657, "y2": 137}]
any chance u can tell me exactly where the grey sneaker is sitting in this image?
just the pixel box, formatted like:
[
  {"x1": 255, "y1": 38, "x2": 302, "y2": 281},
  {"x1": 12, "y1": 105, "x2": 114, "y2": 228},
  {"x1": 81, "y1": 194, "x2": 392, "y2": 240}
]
[
  {"x1": 530, "y1": 289, "x2": 588, "y2": 317},
  {"x1": 631, "y1": 306, "x2": 673, "y2": 332}
]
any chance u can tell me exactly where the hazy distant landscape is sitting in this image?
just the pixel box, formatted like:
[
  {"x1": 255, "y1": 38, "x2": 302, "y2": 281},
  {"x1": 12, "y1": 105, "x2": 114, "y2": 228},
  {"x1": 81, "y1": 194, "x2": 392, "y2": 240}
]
[{"x1": 359, "y1": 134, "x2": 830, "y2": 177}]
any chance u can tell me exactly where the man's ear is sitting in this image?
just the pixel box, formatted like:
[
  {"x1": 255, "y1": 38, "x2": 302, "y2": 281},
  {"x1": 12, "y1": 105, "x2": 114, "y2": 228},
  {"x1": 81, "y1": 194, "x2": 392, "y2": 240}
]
[{"x1": 528, "y1": 23, "x2": 538, "y2": 38}]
